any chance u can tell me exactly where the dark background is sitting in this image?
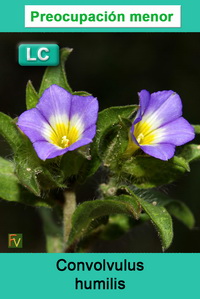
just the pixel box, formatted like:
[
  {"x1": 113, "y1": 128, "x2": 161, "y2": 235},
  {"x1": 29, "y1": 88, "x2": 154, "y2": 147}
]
[{"x1": 0, "y1": 33, "x2": 200, "y2": 252}]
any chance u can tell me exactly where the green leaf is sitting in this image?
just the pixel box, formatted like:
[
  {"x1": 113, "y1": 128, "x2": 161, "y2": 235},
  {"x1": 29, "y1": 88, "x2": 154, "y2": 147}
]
[
  {"x1": 89, "y1": 106, "x2": 137, "y2": 173},
  {"x1": 121, "y1": 155, "x2": 190, "y2": 188},
  {"x1": 0, "y1": 157, "x2": 20, "y2": 202},
  {"x1": 166, "y1": 201, "x2": 195, "y2": 229},
  {"x1": 98, "y1": 123, "x2": 129, "y2": 167},
  {"x1": 0, "y1": 157, "x2": 52, "y2": 207},
  {"x1": 60, "y1": 149, "x2": 101, "y2": 183},
  {"x1": 0, "y1": 112, "x2": 24, "y2": 151},
  {"x1": 26, "y1": 80, "x2": 39, "y2": 110},
  {"x1": 39, "y1": 47, "x2": 73, "y2": 96},
  {"x1": 137, "y1": 197, "x2": 173, "y2": 250},
  {"x1": 72, "y1": 91, "x2": 91, "y2": 96},
  {"x1": 94, "y1": 105, "x2": 137, "y2": 155},
  {"x1": 125, "y1": 187, "x2": 195, "y2": 230},
  {"x1": 15, "y1": 159, "x2": 41, "y2": 196},
  {"x1": 0, "y1": 113, "x2": 66, "y2": 195},
  {"x1": 14, "y1": 139, "x2": 66, "y2": 196},
  {"x1": 14, "y1": 139, "x2": 41, "y2": 196},
  {"x1": 193, "y1": 124, "x2": 200, "y2": 134},
  {"x1": 78, "y1": 155, "x2": 102, "y2": 182},
  {"x1": 118, "y1": 186, "x2": 173, "y2": 250},
  {"x1": 137, "y1": 189, "x2": 195, "y2": 229},
  {"x1": 178, "y1": 144, "x2": 200, "y2": 163},
  {"x1": 61, "y1": 151, "x2": 86, "y2": 179},
  {"x1": 67, "y1": 195, "x2": 141, "y2": 248},
  {"x1": 0, "y1": 113, "x2": 41, "y2": 195}
]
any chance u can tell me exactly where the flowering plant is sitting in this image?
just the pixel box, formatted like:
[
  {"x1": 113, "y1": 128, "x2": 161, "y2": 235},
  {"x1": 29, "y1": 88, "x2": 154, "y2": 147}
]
[{"x1": 0, "y1": 48, "x2": 199, "y2": 252}]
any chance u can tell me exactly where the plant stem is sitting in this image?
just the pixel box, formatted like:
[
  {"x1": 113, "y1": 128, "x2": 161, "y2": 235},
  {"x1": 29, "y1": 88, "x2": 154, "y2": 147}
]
[{"x1": 63, "y1": 189, "x2": 76, "y2": 249}]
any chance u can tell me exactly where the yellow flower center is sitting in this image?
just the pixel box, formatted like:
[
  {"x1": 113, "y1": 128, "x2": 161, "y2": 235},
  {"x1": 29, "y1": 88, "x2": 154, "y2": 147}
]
[
  {"x1": 136, "y1": 133, "x2": 144, "y2": 144},
  {"x1": 125, "y1": 121, "x2": 156, "y2": 156},
  {"x1": 134, "y1": 121, "x2": 155, "y2": 145},
  {"x1": 61, "y1": 136, "x2": 70, "y2": 148},
  {"x1": 50, "y1": 122, "x2": 80, "y2": 148}
]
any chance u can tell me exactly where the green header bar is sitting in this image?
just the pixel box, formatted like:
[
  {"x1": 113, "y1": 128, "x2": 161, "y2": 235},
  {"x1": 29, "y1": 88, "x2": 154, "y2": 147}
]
[{"x1": 1, "y1": 0, "x2": 200, "y2": 32}]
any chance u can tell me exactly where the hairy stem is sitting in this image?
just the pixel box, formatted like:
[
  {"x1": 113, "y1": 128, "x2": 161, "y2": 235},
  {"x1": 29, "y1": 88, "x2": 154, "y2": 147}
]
[{"x1": 63, "y1": 189, "x2": 76, "y2": 248}]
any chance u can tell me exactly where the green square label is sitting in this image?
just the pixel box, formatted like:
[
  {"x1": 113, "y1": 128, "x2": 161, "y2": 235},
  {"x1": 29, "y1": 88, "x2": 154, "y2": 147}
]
[
  {"x1": 18, "y1": 44, "x2": 59, "y2": 66},
  {"x1": 8, "y1": 234, "x2": 23, "y2": 248}
]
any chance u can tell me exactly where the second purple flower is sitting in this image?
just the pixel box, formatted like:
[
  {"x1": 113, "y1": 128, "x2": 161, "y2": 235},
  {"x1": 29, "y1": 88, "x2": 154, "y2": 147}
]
[{"x1": 127, "y1": 90, "x2": 195, "y2": 160}]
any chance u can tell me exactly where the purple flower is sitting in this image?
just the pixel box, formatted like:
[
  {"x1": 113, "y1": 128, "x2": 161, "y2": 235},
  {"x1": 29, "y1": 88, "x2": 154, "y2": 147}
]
[
  {"x1": 17, "y1": 84, "x2": 99, "y2": 160},
  {"x1": 127, "y1": 90, "x2": 195, "y2": 161}
]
